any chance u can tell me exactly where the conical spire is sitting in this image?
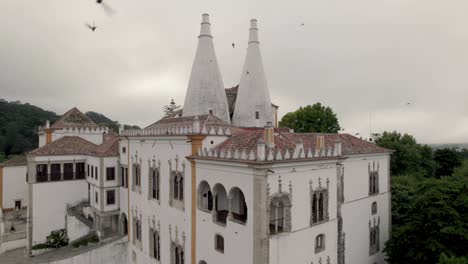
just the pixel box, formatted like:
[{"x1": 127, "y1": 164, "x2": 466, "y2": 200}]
[
  {"x1": 232, "y1": 19, "x2": 274, "y2": 127},
  {"x1": 182, "y1": 14, "x2": 230, "y2": 123}
]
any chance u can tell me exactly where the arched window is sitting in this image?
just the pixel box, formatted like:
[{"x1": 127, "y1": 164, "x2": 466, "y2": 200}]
[
  {"x1": 369, "y1": 162, "x2": 379, "y2": 196},
  {"x1": 371, "y1": 202, "x2": 377, "y2": 215},
  {"x1": 269, "y1": 194, "x2": 291, "y2": 234},
  {"x1": 369, "y1": 219, "x2": 380, "y2": 255},
  {"x1": 150, "y1": 228, "x2": 161, "y2": 260},
  {"x1": 315, "y1": 234, "x2": 325, "y2": 253},
  {"x1": 199, "y1": 261, "x2": 207, "y2": 264},
  {"x1": 215, "y1": 234, "x2": 224, "y2": 253},
  {"x1": 311, "y1": 189, "x2": 328, "y2": 225},
  {"x1": 173, "y1": 244, "x2": 184, "y2": 264},
  {"x1": 198, "y1": 181, "x2": 213, "y2": 211},
  {"x1": 229, "y1": 187, "x2": 248, "y2": 223},
  {"x1": 213, "y1": 184, "x2": 228, "y2": 225},
  {"x1": 149, "y1": 168, "x2": 160, "y2": 200}
]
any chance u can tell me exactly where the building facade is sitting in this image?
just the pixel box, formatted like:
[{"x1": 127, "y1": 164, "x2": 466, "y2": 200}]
[{"x1": 21, "y1": 13, "x2": 391, "y2": 264}]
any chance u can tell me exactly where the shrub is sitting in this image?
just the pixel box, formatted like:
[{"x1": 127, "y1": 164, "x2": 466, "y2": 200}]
[
  {"x1": 46, "y1": 229, "x2": 69, "y2": 248},
  {"x1": 31, "y1": 243, "x2": 48, "y2": 250}
]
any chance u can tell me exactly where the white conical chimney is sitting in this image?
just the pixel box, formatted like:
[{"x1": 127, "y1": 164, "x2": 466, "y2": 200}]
[
  {"x1": 182, "y1": 14, "x2": 231, "y2": 123},
  {"x1": 232, "y1": 19, "x2": 274, "y2": 127}
]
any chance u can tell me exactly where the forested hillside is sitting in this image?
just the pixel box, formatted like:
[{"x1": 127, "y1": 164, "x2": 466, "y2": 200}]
[{"x1": 0, "y1": 99, "x2": 138, "y2": 161}]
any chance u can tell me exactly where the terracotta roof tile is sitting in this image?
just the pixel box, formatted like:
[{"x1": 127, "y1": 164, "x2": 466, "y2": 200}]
[
  {"x1": 50, "y1": 107, "x2": 98, "y2": 129},
  {"x1": 0, "y1": 155, "x2": 27, "y2": 167},
  {"x1": 27, "y1": 135, "x2": 119, "y2": 157}
]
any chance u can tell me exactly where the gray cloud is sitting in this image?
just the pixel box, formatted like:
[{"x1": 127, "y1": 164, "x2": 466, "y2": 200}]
[{"x1": 1, "y1": 0, "x2": 468, "y2": 143}]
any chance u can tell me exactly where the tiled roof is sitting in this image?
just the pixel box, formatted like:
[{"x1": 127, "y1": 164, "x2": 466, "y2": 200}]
[
  {"x1": 28, "y1": 135, "x2": 119, "y2": 157},
  {"x1": 146, "y1": 114, "x2": 233, "y2": 131},
  {"x1": 50, "y1": 107, "x2": 98, "y2": 129},
  {"x1": 193, "y1": 128, "x2": 391, "y2": 163},
  {"x1": 0, "y1": 155, "x2": 27, "y2": 167}
]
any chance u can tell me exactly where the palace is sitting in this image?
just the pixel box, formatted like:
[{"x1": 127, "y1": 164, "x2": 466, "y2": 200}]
[{"x1": 0, "y1": 14, "x2": 391, "y2": 264}]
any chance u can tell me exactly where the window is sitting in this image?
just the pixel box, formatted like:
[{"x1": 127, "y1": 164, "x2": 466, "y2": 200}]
[
  {"x1": 173, "y1": 244, "x2": 184, "y2": 264},
  {"x1": 36, "y1": 164, "x2": 48, "y2": 182},
  {"x1": 122, "y1": 147, "x2": 126, "y2": 154},
  {"x1": 315, "y1": 234, "x2": 325, "y2": 253},
  {"x1": 229, "y1": 187, "x2": 247, "y2": 223},
  {"x1": 215, "y1": 234, "x2": 224, "y2": 253},
  {"x1": 76, "y1": 163, "x2": 85, "y2": 179},
  {"x1": 198, "y1": 181, "x2": 213, "y2": 211},
  {"x1": 311, "y1": 190, "x2": 329, "y2": 225},
  {"x1": 369, "y1": 162, "x2": 379, "y2": 196},
  {"x1": 95, "y1": 191, "x2": 98, "y2": 204},
  {"x1": 95, "y1": 166, "x2": 98, "y2": 180},
  {"x1": 150, "y1": 229, "x2": 161, "y2": 260},
  {"x1": 269, "y1": 193, "x2": 291, "y2": 234},
  {"x1": 64, "y1": 163, "x2": 74, "y2": 180},
  {"x1": 106, "y1": 190, "x2": 115, "y2": 205},
  {"x1": 170, "y1": 172, "x2": 184, "y2": 203},
  {"x1": 50, "y1": 163, "x2": 61, "y2": 181},
  {"x1": 121, "y1": 166, "x2": 128, "y2": 188},
  {"x1": 255, "y1": 111, "x2": 260, "y2": 119},
  {"x1": 213, "y1": 184, "x2": 228, "y2": 224},
  {"x1": 148, "y1": 168, "x2": 159, "y2": 200},
  {"x1": 133, "y1": 164, "x2": 141, "y2": 191},
  {"x1": 15, "y1": 200, "x2": 22, "y2": 210},
  {"x1": 87, "y1": 164, "x2": 90, "y2": 177},
  {"x1": 91, "y1": 165, "x2": 94, "y2": 178},
  {"x1": 209, "y1": 109, "x2": 213, "y2": 115},
  {"x1": 369, "y1": 222, "x2": 380, "y2": 255},
  {"x1": 371, "y1": 202, "x2": 377, "y2": 215},
  {"x1": 106, "y1": 167, "x2": 115, "y2": 181}
]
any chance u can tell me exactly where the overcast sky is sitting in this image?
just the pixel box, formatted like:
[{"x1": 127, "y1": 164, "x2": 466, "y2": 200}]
[{"x1": 1, "y1": 0, "x2": 468, "y2": 144}]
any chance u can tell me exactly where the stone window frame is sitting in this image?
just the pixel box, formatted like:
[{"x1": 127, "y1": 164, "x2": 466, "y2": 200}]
[
  {"x1": 315, "y1": 233, "x2": 326, "y2": 253},
  {"x1": 132, "y1": 211, "x2": 143, "y2": 250},
  {"x1": 214, "y1": 233, "x2": 224, "y2": 253},
  {"x1": 148, "y1": 159, "x2": 161, "y2": 203},
  {"x1": 148, "y1": 218, "x2": 161, "y2": 261},
  {"x1": 371, "y1": 201, "x2": 377, "y2": 215},
  {"x1": 369, "y1": 216, "x2": 380, "y2": 256},
  {"x1": 368, "y1": 161, "x2": 380, "y2": 196},
  {"x1": 168, "y1": 155, "x2": 186, "y2": 211},
  {"x1": 132, "y1": 155, "x2": 142, "y2": 194},
  {"x1": 268, "y1": 193, "x2": 292, "y2": 235},
  {"x1": 310, "y1": 178, "x2": 330, "y2": 226},
  {"x1": 171, "y1": 241, "x2": 185, "y2": 264}
]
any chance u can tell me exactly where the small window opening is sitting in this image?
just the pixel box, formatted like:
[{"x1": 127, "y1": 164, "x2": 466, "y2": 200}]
[{"x1": 255, "y1": 111, "x2": 260, "y2": 119}]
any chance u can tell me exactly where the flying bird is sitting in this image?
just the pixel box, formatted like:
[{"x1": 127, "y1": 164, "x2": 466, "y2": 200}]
[
  {"x1": 85, "y1": 22, "x2": 97, "y2": 32},
  {"x1": 232, "y1": 43, "x2": 235, "y2": 48},
  {"x1": 96, "y1": 0, "x2": 115, "y2": 16}
]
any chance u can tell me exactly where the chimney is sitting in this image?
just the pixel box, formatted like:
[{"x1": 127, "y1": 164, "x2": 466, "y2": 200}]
[
  {"x1": 257, "y1": 138, "x2": 266, "y2": 161},
  {"x1": 46, "y1": 120, "x2": 50, "y2": 129},
  {"x1": 334, "y1": 139, "x2": 342, "y2": 156},
  {"x1": 316, "y1": 135, "x2": 324, "y2": 151},
  {"x1": 264, "y1": 122, "x2": 274, "y2": 147},
  {"x1": 119, "y1": 124, "x2": 124, "y2": 135}
]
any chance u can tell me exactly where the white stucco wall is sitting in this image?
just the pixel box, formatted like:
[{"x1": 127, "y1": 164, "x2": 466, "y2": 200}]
[
  {"x1": 67, "y1": 215, "x2": 91, "y2": 242},
  {"x1": 2, "y1": 165, "x2": 28, "y2": 210},
  {"x1": 268, "y1": 161, "x2": 339, "y2": 264},
  {"x1": 124, "y1": 136, "x2": 193, "y2": 264},
  {"x1": 341, "y1": 154, "x2": 391, "y2": 264},
  {"x1": 51, "y1": 128, "x2": 105, "y2": 146},
  {"x1": 196, "y1": 161, "x2": 254, "y2": 264},
  {"x1": 32, "y1": 180, "x2": 88, "y2": 245}
]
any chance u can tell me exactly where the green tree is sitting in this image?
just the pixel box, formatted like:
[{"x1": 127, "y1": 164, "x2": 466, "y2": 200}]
[
  {"x1": 438, "y1": 253, "x2": 468, "y2": 264},
  {"x1": 163, "y1": 99, "x2": 181, "y2": 117},
  {"x1": 279, "y1": 103, "x2": 341, "y2": 133},
  {"x1": 434, "y1": 148, "x2": 462, "y2": 178},
  {"x1": 384, "y1": 176, "x2": 468, "y2": 264},
  {"x1": 375, "y1": 131, "x2": 435, "y2": 177}
]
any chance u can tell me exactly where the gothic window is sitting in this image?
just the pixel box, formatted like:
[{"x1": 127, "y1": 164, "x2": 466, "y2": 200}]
[
  {"x1": 369, "y1": 218, "x2": 380, "y2": 255},
  {"x1": 149, "y1": 167, "x2": 160, "y2": 201},
  {"x1": 169, "y1": 170, "x2": 185, "y2": 209},
  {"x1": 133, "y1": 163, "x2": 141, "y2": 193},
  {"x1": 269, "y1": 193, "x2": 291, "y2": 234},
  {"x1": 172, "y1": 243, "x2": 184, "y2": 264},
  {"x1": 369, "y1": 162, "x2": 380, "y2": 196},
  {"x1": 214, "y1": 234, "x2": 224, "y2": 253},
  {"x1": 121, "y1": 166, "x2": 128, "y2": 188},
  {"x1": 149, "y1": 228, "x2": 161, "y2": 260},
  {"x1": 315, "y1": 234, "x2": 325, "y2": 253},
  {"x1": 310, "y1": 189, "x2": 329, "y2": 225},
  {"x1": 371, "y1": 202, "x2": 377, "y2": 215},
  {"x1": 198, "y1": 181, "x2": 213, "y2": 212},
  {"x1": 132, "y1": 217, "x2": 142, "y2": 249}
]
